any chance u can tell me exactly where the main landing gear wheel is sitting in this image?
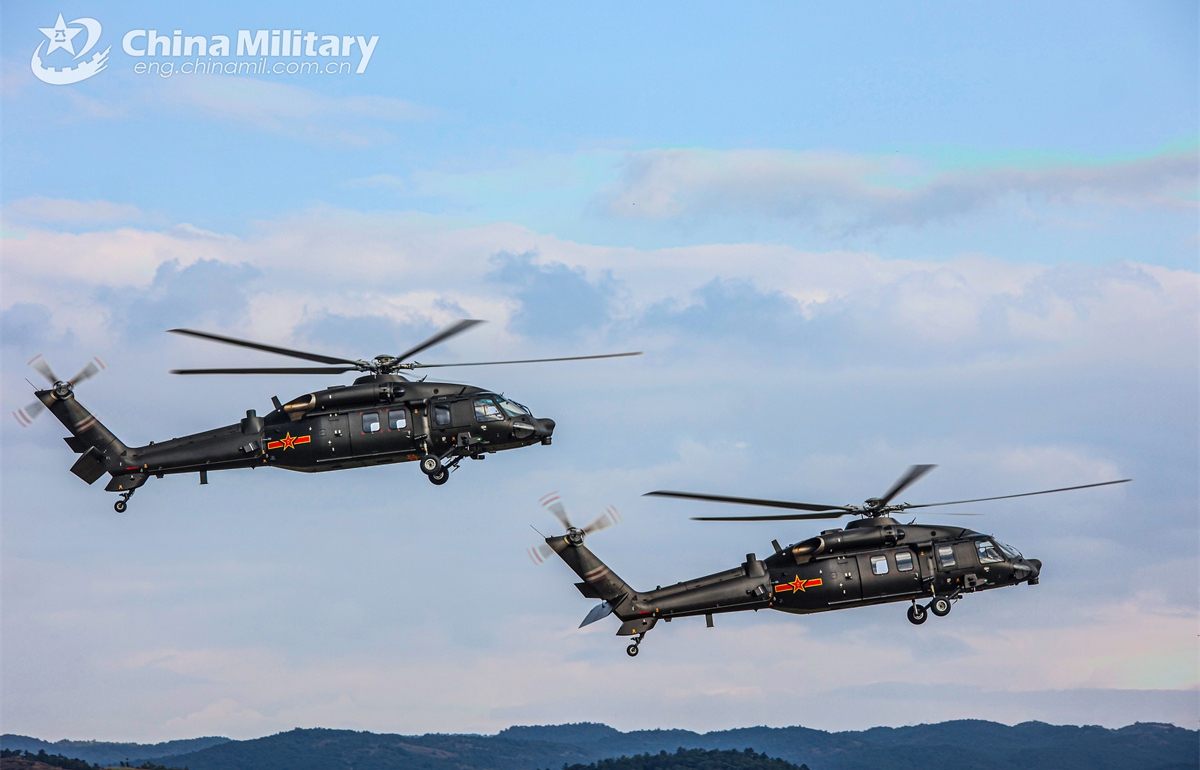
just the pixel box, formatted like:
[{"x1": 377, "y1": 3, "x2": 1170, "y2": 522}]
[
  {"x1": 428, "y1": 469, "x2": 449, "y2": 485},
  {"x1": 930, "y1": 597, "x2": 952, "y2": 617},
  {"x1": 113, "y1": 489, "x2": 135, "y2": 514},
  {"x1": 419, "y1": 454, "x2": 441, "y2": 475},
  {"x1": 907, "y1": 602, "x2": 928, "y2": 625}
]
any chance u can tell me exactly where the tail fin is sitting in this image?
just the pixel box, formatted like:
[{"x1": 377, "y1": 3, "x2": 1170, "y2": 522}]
[
  {"x1": 39, "y1": 388, "x2": 138, "y2": 489},
  {"x1": 545, "y1": 534, "x2": 634, "y2": 604}
]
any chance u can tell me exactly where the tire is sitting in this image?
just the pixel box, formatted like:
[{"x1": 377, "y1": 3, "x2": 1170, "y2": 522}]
[
  {"x1": 428, "y1": 469, "x2": 449, "y2": 486},
  {"x1": 419, "y1": 454, "x2": 441, "y2": 475},
  {"x1": 114, "y1": 500, "x2": 127, "y2": 514},
  {"x1": 907, "y1": 604, "x2": 927, "y2": 625},
  {"x1": 626, "y1": 644, "x2": 639, "y2": 657},
  {"x1": 930, "y1": 597, "x2": 952, "y2": 617}
]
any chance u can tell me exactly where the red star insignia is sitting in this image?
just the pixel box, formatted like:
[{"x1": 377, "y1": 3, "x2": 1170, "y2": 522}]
[{"x1": 280, "y1": 432, "x2": 298, "y2": 450}]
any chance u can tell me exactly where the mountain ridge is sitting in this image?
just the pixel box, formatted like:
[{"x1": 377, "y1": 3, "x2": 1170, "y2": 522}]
[{"x1": 8, "y1": 720, "x2": 1191, "y2": 770}]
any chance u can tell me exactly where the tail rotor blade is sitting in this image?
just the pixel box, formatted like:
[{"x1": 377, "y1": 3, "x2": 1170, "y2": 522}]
[
  {"x1": 13, "y1": 400, "x2": 45, "y2": 427},
  {"x1": 69, "y1": 357, "x2": 107, "y2": 386},
  {"x1": 540, "y1": 491, "x2": 573, "y2": 530},
  {"x1": 28, "y1": 354, "x2": 58, "y2": 384},
  {"x1": 527, "y1": 543, "x2": 554, "y2": 565},
  {"x1": 583, "y1": 506, "x2": 621, "y2": 535}
]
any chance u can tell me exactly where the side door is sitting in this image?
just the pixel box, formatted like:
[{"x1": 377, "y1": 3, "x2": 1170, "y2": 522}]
[
  {"x1": 827, "y1": 554, "x2": 862, "y2": 605},
  {"x1": 384, "y1": 406, "x2": 415, "y2": 456},
  {"x1": 314, "y1": 413, "x2": 350, "y2": 463},
  {"x1": 349, "y1": 409, "x2": 389, "y2": 456}
]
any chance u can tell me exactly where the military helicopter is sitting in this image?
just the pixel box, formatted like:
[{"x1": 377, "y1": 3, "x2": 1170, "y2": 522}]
[
  {"x1": 14, "y1": 320, "x2": 640, "y2": 512},
  {"x1": 531, "y1": 466, "x2": 1128, "y2": 657}
]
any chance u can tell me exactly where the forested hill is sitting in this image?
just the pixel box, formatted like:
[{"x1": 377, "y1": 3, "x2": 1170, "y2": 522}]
[
  {"x1": 0, "y1": 737, "x2": 228, "y2": 767},
  {"x1": 5, "y1": 721, "x2": 1194, "y2": 770}
]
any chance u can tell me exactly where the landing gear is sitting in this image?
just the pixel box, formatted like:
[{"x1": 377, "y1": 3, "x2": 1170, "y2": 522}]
[
  {"x1": 113, "y1": 489, "x2": 135, "y2": 514},
  {"x1": 626, "y1": 632, "x2": 645, "y2": 657},
  {"x1": 907, "y1": 602, "x2": 928, "y2": 625},
  {"x1": 428, "y1": 468, "x2": 449, "y2": 485},
  {"x1": 930, "y1": 596, "x2": 952, "y2": 617},
  {"x1": 419, "y1": 454, "x2": 441, "y2": 475}
]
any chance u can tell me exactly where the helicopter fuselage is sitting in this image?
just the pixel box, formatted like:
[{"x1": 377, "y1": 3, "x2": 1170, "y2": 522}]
[
  {"x1": 43, "y1": 374, "x2": 555, "y2": 509},
  {"x1": 551, "y1": 517, "x2": 1041, "y2": 647}
]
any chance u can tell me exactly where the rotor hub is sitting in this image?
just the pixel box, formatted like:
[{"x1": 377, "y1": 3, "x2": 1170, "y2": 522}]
[{"x1": 566, "y1": 527, "x2": 585, "y2": 546}]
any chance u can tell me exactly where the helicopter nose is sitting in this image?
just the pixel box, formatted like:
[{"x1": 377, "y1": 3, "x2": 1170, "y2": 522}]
[{"x1": 536, "y1": 417, "x2": 555, "y2": 444}]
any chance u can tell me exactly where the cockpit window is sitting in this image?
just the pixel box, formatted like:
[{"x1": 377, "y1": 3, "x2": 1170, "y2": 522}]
[
  {"x1": 474, "y1": 397, "x2": 504, "y2": 423},
  {"x1": 498, "y1": 397, "x2": 531, "y2": 418},
  {"x1": 997, "y1": 541, "x2": 1023, "y2": 560},
  {"x1": 433, "y1": 404, "x2": 451, "y2": 427},
  {"x1": 975, "y1": 539, "x2": 1004, "y2": 564}
]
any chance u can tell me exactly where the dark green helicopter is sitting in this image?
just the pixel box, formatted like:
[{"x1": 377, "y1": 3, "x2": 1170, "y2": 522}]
[
  {"x1": 14, "y1": 320, "x2": 639, "y2": 512},
  {"x1": 531, "y1": 466, "x2": 1128, "y2": 657}
]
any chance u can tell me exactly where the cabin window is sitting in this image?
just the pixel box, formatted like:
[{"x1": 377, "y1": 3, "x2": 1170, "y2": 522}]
[
  {"x1": 936, "y1": 544, "x2": 956, "y2": 568},
  {"x1": 433, "y1": 404, "x2": 451, "y2": 427},
  {"x1": 975, "y1": 539, "x2": 1004, "y2": 564},
  {"x1": 895, "y1": 551, "x2": 914, "y2": 572},
  {"x1": 870, "y1": 554, "x2": 889, "y2": 575},
  {"x1": 388, "y1": 409, "x2": 407, "y2": 430},
  {"x1": 361, "y1": 412, "x2": 381, "y2": 434},
  {"x1": 474, "y1": 397, "x2": 504, "y2": 422}
]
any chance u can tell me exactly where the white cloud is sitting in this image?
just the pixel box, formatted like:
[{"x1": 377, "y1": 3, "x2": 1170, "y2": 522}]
[
  {"x1": 4, "y1": 197, "x2": 146, "y2": 225},
  {"x1": 598, "y1": 149, "x2": 1199, "y2": 231}
]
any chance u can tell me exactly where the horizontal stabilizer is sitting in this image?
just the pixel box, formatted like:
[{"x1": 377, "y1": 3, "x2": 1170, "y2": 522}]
[
  {"x1": 580, "y1": 599, "x2": 618, "y2": 628},
  {"x1": 63, "y1": 436, "x2": 87, "y2": 454},
  {"x1": 69, "y1": 447, "x2": 106, "y2": 485}
]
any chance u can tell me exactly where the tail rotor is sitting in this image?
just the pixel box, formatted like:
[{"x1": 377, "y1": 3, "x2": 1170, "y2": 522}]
[
  {"x1": 528, "y1": 492, "x2": 621, "y2": 564},
  {"x1": 13, "y1": 355, "x2": 107, "y2": 427}
]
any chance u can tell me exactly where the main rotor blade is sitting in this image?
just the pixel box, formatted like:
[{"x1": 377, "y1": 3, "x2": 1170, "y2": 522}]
[
  {"x1": 691, "y1": 511, "x2": 853, "y2": 522},
  {"x1": 644, "y1": 490, "x2": 855, "y2": 513},
  {"x1": 904, "y1": 478, "x2": 1132, "y2": 509},
  {"x1": 878, "y1": 464, "x2": 937, "y2": 507},
  {"x1": 28, "y1": 354, "x2": 58, "y2": 384},
  {"x1": 168, "y1": 328, "x2": 360, "y2": 366},
  {"x1": 171, "y1": 366, "x2": 358, "y2": 375},
  {"x1": 394, "y1": 319, "x2": 484, "y2": 363},
  {"x1": 411, "y1": 351, "x2": 643, "y2": 369}
]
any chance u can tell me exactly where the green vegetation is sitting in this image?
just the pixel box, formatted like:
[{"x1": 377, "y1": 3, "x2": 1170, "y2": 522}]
[
  {"x1": 557, "y1": 748, "x2": 809, "y2": 770},
  {"x1": 0, "y1": 750, "x2": 186, "y2": 770}
]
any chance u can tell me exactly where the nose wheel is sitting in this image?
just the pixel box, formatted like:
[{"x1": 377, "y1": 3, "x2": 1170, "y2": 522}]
[
  {"x1": 113, "y1": 489, "x2": 135, "y2": 514},
  {"x1": 625, "y1": 633, "x2": 645, "y2": 657}
]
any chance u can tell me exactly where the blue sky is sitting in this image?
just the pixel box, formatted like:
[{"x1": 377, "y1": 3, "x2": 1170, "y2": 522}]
[{"x1": 2, "y1": 0, "x2": 1197, "y2": 742}]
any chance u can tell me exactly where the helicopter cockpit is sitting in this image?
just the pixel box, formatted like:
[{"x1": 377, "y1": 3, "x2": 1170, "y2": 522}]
[{"x1": 474, "y1": 394, "x2": 533, "y2": 422}]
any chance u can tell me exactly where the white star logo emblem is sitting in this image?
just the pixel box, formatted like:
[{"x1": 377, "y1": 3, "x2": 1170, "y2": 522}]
[{"x1": 39, "y1": 14, "x2": 82, "y2": 56}]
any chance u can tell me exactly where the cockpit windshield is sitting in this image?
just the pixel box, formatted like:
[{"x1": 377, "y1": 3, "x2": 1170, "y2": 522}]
[
  {"x1": 997, "y1": 541, "x2": 1023, "y2": 560},
  {"x1": 498, "y1": 397, "x2": 531, "y2": 418},
  {"x1": 975, "y1": 539, "x2": 1004, "y2": 564}
]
